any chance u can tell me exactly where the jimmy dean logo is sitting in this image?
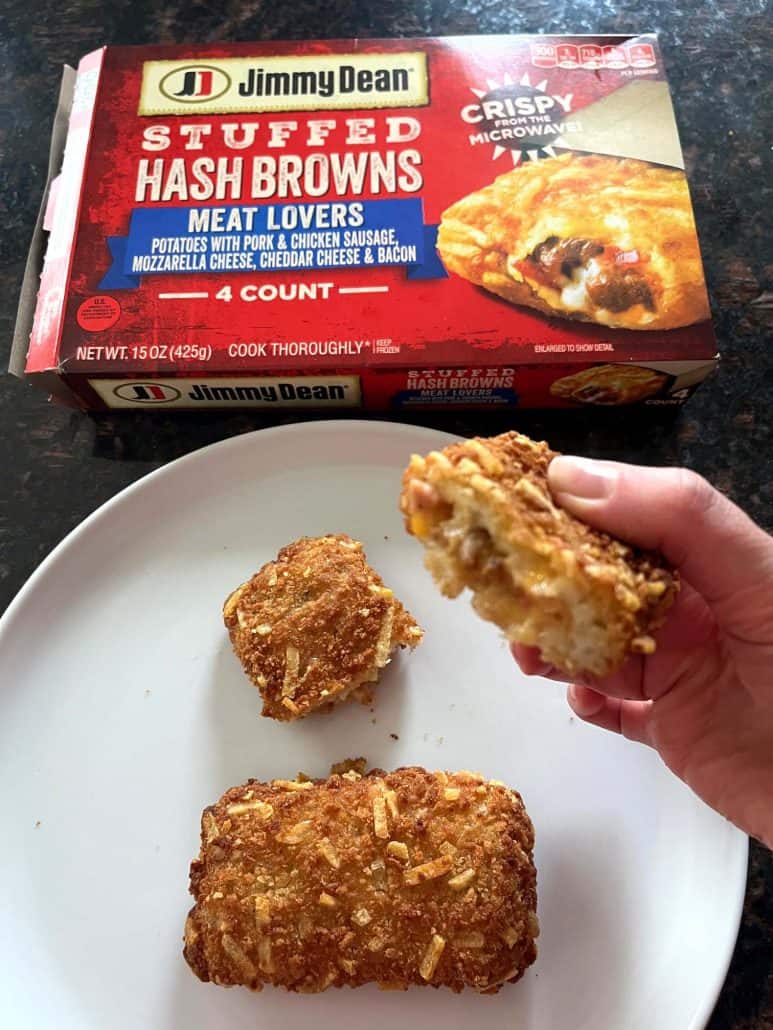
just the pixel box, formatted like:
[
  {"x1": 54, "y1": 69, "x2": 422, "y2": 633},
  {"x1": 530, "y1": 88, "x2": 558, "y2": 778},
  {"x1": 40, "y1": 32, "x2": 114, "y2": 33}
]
[
  {"x1": 140, "y1": 53, "x2": 428, "y2": 115},
  {"x1": 162, "y1": 65, "x2": 231, "y2": 102},
  {"x1": 91, "y1": 376, "x2": 361, "y2": 409}
]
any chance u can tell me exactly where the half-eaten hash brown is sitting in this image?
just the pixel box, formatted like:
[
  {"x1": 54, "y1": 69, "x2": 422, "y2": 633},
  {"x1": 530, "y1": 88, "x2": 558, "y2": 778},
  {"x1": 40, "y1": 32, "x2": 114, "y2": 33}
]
[
  {"x1": 183, "y1": 765, "x2": 538, "y2": 993},
  {"x1": 400, "y1": 432, "x2": 678, "y2": 677},
  {"x1": 224, "y1": 535, "x2": 422, "y2": 720}
]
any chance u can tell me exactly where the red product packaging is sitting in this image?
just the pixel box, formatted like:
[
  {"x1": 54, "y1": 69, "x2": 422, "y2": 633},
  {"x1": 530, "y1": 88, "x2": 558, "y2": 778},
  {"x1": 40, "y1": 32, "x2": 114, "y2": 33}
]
[{"x1": 11, "y1": 34, "x2": 717, "y2": 411}]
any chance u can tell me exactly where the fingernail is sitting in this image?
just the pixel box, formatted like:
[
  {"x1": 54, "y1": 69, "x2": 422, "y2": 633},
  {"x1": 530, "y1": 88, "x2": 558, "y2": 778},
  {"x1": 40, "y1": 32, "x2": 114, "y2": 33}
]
[{"x1": 549, "y1": 456, "x2": 618, "y2": 501}]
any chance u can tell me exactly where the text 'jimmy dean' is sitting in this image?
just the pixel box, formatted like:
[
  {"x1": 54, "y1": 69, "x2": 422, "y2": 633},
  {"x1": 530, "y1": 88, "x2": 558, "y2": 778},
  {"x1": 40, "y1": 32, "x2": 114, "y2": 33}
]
[
  {"x1": 88, "y1": 376, "x2": 362, "y2": 409},
  {"x1": 139, "y1": 53, "x2": 429, "y2": 115}
]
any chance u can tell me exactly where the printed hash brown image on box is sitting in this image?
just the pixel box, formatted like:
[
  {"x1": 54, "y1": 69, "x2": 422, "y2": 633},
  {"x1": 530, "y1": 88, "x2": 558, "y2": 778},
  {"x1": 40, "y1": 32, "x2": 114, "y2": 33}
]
[{"x1": 11, "y1": 35, "x2": 717, "y2": 410}]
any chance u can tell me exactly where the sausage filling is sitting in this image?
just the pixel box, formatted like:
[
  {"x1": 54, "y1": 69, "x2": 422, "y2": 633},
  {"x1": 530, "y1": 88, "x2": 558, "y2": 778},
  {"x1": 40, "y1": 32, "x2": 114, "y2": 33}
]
[
  {"x1": 516, "y1": 236, "x2": 655, "y2": 314},
  {"x1": 406, "y1": 481, "x2": 515, "y2": 597}
]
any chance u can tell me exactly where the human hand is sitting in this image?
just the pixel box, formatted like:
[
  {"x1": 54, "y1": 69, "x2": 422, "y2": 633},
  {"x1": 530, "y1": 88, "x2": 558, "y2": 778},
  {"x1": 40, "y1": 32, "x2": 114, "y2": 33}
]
[{"x1": 512, "y1": 457, "x2": 773, "y2": 847}]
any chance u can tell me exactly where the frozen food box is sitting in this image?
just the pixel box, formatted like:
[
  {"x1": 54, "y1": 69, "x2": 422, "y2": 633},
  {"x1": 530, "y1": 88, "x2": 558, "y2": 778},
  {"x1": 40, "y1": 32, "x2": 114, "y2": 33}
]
[{"x1": 10, "y1": 35, "x2": 717, "y2": 410}]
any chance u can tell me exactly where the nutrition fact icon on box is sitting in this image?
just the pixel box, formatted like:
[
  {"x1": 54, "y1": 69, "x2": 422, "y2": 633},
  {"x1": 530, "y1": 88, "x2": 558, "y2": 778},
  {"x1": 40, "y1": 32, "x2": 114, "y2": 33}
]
[{"x1": 11, "y1": 34, "x2": 716, "y2": 410}]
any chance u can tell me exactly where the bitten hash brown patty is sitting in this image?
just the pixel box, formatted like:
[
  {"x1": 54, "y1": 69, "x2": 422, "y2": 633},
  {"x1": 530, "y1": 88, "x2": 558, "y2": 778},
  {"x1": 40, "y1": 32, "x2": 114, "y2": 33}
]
[{"x1": 400, "y1": 432, "x2": 678, "y2": 677}]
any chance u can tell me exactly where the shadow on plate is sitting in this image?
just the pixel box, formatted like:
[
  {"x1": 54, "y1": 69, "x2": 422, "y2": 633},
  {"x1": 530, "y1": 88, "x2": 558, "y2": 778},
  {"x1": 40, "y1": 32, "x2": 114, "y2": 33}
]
[
  {"x1": 168, "y1": 922, "x2": 538, "y2": 1030},
  {"x1": 204, "y1": 635, "x2": 415, "y2": 793},
  {"x1": 534, "y1": 824, "x2": 633, "y2": 1029}
]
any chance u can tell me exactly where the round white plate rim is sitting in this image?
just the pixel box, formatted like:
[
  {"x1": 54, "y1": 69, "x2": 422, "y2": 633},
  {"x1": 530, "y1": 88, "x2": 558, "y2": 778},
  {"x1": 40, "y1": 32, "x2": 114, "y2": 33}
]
[
  {"x1": 0, "y1": 421, "x2": 454, "y2": 642},
  {"x1": 0, "y1": 419, "x2": 748, "y2": 1029}
]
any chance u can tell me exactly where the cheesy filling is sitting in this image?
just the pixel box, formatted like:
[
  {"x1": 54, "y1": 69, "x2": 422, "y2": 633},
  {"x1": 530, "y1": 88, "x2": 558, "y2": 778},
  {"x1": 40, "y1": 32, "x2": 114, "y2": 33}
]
[{"x1": 407, "y1": 478, "x2": 617, "y2": 672}]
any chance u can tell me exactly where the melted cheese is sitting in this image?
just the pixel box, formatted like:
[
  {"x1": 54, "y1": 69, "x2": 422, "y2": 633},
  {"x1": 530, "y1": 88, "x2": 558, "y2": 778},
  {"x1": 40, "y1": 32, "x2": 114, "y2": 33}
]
[{"x1": 559, "y1": 259, "x2": 600, "y2": 311}]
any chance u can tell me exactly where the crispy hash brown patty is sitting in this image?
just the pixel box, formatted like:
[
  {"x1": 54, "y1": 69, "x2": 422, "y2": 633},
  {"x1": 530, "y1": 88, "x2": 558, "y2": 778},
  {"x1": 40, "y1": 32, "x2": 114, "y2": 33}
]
[
  {"x1": 184, "y1": 766, "x2": 538, "y2": 994},
  {"x1": 400, "y1": 432, "x2": 678, "y2": 678},
  {"x1": 224, "y1": 535, "x2": 422, "y2": 721}
]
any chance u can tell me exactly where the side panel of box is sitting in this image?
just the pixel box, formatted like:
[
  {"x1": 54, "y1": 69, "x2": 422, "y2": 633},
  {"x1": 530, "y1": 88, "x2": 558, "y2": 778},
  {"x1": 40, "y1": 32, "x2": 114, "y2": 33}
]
[
  {"x1": 65, "y1": 358, "x2": 716, "y2": 411},
  {"x1": 23, "y1": 49, "x2": 104, "y2": 375},
  {"x1": 9, "y1": 68, "x2": 75, "y2": 378}
]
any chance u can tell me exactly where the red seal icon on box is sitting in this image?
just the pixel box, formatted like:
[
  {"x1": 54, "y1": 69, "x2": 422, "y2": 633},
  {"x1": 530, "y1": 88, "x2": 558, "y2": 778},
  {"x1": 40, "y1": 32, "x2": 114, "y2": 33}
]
[
  {"x1": 77, "y1": 295, "x2": 121, "y2": 332},
  {"x1": 556, "y1": 44, "x2": 579, "y2": 68},
  {"x1": 530, "y1": 42, "x2": 556, "y2": 68},
  {"x1": 628, "y1": 42, "x2": 656, "y2": 68},
  {"x1": 603, "y1": 45, "x2": 629, "y2": 69},
  {"x1": 579, "y1": 44, "x2": 603, "y2": 68}
]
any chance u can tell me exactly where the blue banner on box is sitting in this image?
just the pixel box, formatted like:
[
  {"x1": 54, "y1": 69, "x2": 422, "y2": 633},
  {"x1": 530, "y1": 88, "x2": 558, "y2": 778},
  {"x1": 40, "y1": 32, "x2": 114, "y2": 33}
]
[{"x1": 99, "y1": 198, "x2": 447, "y2": 289}]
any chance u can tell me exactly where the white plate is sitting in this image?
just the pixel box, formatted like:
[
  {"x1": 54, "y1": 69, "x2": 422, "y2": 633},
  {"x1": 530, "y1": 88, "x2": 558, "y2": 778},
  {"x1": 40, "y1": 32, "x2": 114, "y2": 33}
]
[{"x1": 0, "y1": 421, "x2": 746, "y2": 1030}]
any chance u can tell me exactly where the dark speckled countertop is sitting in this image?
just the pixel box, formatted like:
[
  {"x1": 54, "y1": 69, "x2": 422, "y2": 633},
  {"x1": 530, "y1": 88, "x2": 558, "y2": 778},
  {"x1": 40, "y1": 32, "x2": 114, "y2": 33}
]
[{"x1": 0, "y1": 1, "x2": 771, "y2": 1026}]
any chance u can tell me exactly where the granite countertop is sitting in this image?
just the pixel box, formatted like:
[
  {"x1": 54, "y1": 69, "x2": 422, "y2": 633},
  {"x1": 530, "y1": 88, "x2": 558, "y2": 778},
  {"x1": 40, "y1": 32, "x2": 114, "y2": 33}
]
[{"x1": 0, "y1": 0, "x2": 771, "y2": 1025}]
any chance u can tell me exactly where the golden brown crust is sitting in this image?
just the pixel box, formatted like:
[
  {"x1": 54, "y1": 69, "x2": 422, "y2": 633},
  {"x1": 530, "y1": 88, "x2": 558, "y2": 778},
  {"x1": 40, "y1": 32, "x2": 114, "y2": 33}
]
[
  {"x1": 437, "y1": 152, "x2": 710, "y2": 331},
  {"x1": 400, "y1": 432, "x2": 678, "y2": 677},
  {"x1": 224, "y1": 535, "x2": 422, "y2": 721},
  {"x1": 184, "y1": 766, "x2": 538, "y2": 994},
  {"x1": 550, "y1": 364, "x2": 669, "y2": 405}
]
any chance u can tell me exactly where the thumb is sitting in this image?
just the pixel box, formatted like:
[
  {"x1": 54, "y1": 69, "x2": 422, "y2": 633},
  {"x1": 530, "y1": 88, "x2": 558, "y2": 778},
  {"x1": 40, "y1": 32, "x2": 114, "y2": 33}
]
[{"x1": 548, "y1": 456, "x2": 773, "y2": 639}]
